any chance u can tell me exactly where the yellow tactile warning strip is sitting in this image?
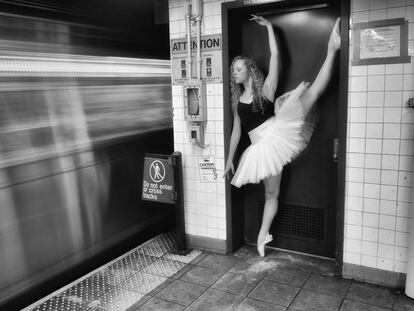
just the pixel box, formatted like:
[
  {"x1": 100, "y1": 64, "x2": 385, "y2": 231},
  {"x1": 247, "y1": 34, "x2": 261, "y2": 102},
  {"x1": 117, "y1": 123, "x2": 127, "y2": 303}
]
[{"x1": 23, "y1": 232, "x2": 202, "y2": 311}]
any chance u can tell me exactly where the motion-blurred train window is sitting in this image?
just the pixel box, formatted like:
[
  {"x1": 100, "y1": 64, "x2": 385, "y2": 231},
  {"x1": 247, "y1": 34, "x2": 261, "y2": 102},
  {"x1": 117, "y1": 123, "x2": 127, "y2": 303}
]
[{"x1": 0, "y1": 14, "x2": 172, "y2": 168}]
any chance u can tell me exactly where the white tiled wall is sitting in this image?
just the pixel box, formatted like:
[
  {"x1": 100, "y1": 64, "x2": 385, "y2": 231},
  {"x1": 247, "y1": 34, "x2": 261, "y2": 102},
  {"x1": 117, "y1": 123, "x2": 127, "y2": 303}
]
[
  {"x1": 169, "y1": 0, "x2": 414, "y2": 271},
  {"x1": 345, "y1": 0, "x2": 414, "y2": 273},
  {"x1": 169, "y1": 0, "x2": 229, "y2": 240}
]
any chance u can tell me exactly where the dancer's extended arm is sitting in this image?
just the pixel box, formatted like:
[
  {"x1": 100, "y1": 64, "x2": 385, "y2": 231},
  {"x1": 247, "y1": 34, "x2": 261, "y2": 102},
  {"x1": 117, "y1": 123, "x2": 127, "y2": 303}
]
[
  {"x1": 224, "y1": 112, "x2": 241, "y2": 179},
  {"x1": 300, "y1": 18, "x2": 341, "y2": 113},
  {"x1": 251, "y1": 14, "x2": 280, "y2": 102}
]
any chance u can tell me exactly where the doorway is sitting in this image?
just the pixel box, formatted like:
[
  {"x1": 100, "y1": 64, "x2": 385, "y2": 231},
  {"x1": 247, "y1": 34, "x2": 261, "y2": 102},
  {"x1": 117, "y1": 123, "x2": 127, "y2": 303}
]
[{"x1": 223, "y1": 0, "x2": 349, "y2": 266}]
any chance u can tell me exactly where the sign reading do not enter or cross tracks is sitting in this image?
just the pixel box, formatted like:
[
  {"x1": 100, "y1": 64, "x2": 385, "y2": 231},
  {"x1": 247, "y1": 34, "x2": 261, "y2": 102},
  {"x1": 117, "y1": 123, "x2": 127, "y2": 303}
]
[
  {"x1": 141, "y1": 152, "x2": 188, "y2": 254},
  {"x1": 142, "y1": 155, "x2": 175, "y2": 204}
]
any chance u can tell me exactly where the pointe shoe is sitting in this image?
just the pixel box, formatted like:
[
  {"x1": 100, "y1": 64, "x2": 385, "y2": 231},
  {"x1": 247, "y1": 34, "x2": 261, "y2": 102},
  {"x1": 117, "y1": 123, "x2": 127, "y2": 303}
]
[
  {"x1": 257, "y1": 234, "x2": 273, "y2": 257},
  {"x1": 329, "y1": 17, "x2": 341, "y2": 51},
  {"x1": 333, "y1": 26, "x2": 341, "y2": 50}
]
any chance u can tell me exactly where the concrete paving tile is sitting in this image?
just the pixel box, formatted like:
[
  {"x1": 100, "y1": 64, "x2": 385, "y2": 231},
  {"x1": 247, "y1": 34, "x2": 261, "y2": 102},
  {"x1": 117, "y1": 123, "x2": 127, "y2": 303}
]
[
  {"x1": 126, "y1": 295, "x2": 151, "y2": 310},
  {"x1": 190, "y1": 288, "x2": 244, "y2": 311},
  {"x1": 393, "y1": 293, "x2": 414, "y2": 311},
  {"x1": 235, "y1": 297, "x2": 286, "y2": 311},
  {"x1": 196, "y1": 253, "x2": 239, "y2": 272},
  {"x1": 233, "y1": 245, "x2": 261, "y2": 259},
  {"x1": 303, "y1": 273, "x2": 351, "y2": 298},
  {"x1": 189, "y1": 252, "x2": 209, "y2": 265},
  {"x1": 289, "y1": 289, "x2": 343, "y2": 311},
  {"x1": 346, "y1": 282, "x2": 394, "y2": 309},
  {"x1": 212, "y1": 272, "x2": 261, "y2": 296},
  {"x1": 317, "y1": 260, "x2": 336, "y2": 276},
  {"x1": 170, "y1": 264, "x2": 194, "y2": 279},
  {"x1": 229, "y1": 257, "x2": 280, "y2": 279},
  {"x1": 339, "y1": 299, "x2": 391, "y2": 311},
  {"x1": 146, "y1": 278, "x2": 174, "y2": 296},
  {"x1": 267, "y1": 252, "x2": 327, "y2": 273},
  {"x1": 248, "y1": 279, "x2": 300, "y2": 307},
  {"x1": 179, "y1": 265, "x2": 224, "y2": 287},
  {"x1": 155, "y1": 280, "x2": 207, "y2": 306},
  {"x1": 136, "y1": 297, "x2": 186, "y2": 311},
  {"x1": 265, "y1": 266, "x2": 311, "y2": 287}
]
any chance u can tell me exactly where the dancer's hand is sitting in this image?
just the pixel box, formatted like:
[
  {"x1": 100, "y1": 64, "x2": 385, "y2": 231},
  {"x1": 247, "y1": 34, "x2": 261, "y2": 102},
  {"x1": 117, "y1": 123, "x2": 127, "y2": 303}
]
[
  {"x1": 250, "y1": 14, "x2": 271, "y2": 27},
  {"x1": 223, "y1": 160, "x2": 234, "y2": 180},
  {"x1": 328, "y1": 17, "x2": 341, "y2": 52}
]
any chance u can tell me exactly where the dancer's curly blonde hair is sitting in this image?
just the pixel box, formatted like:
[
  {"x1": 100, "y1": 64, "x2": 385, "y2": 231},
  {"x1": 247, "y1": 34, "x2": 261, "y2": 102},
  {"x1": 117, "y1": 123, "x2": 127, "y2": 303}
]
[{"x1": 230, "y1": 56, "x2": 265, "y2": 113}]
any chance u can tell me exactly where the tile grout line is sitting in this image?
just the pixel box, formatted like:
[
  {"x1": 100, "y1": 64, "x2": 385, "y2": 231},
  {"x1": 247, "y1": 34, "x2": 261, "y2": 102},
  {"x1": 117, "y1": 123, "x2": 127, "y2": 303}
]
[
  {"x1": 345, "y1": 280, "x2": 397, "y2": 310},
  {"x1": 181, "y1": 255, "x2": 250, "y2": 309},
  {"x1": 283, "y1": 270, "x2": 314, "y2": 310},
  {"x1": 143, "y1": 252, "x2": 215, "y2": 310},
  {"x1": 338, "y1": 279, "x2": 353, "y2": 310},
  {"x1": 236, "y1": 261, "x2": 280, "y2": 308}
]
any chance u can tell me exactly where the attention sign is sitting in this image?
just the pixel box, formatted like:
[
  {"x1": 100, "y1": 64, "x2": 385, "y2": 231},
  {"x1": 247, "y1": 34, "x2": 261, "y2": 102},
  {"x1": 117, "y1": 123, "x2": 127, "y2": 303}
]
[
  {"x1": 171, "y1": 34, "x2": 222, "y2": 84},
  {"x1": 142, "y1": 156, "x2": 174, "y2": 204}
]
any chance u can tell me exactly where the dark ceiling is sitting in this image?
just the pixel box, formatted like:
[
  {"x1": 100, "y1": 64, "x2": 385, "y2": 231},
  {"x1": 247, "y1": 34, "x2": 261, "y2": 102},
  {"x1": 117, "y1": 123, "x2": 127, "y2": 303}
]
[
  {"x1": 0, "y1": 0, "x2": 169, "y2": 29},
  {"x1": 0, "y1": 0, "x2": 171, "y2": 58}
]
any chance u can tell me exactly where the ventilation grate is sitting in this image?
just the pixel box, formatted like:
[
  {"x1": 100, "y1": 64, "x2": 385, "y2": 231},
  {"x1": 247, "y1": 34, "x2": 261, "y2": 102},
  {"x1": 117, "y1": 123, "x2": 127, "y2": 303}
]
[{"x1": 258, "y1": 201, "x2": 324, "y2": 240}]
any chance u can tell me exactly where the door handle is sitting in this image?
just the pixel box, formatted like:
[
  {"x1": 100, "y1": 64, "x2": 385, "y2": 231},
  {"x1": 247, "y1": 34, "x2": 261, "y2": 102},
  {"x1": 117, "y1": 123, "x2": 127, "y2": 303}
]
[{"x1": 333, "y1": 138, "x2": 339, "y2": 162}]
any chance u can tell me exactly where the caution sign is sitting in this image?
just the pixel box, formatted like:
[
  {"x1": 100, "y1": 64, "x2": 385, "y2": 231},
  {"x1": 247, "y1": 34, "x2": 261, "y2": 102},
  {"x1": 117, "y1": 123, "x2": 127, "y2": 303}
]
[
  {"x1": 198, "y1": 156, "x2": 217, "y2": 182},
  {"x1": 142, "y1": 156, "x2": 174, "y2": 204}
]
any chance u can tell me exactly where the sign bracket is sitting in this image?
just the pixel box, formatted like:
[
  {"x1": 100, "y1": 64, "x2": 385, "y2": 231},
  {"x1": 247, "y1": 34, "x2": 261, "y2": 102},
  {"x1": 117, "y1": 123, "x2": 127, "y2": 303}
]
[{"x1": 142, "y1": 151, "x2": 190, "y2": 254}]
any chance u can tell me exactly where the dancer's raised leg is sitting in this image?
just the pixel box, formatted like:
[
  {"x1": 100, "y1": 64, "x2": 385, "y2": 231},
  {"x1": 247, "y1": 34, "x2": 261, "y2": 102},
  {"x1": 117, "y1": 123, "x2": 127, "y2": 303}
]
[{"x1": 300, "y1": 17, "x2": 341, "y2": 115}]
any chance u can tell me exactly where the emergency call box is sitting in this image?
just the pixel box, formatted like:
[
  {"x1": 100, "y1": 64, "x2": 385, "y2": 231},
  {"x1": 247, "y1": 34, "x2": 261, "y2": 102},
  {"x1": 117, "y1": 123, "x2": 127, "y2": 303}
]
[{"x1": 184, "y1": 80, "x2": 206, "y2": 122}]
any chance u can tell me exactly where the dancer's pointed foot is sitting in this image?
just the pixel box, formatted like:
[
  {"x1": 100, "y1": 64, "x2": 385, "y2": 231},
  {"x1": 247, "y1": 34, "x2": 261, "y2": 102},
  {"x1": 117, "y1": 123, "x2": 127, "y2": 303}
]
[
  {"x1": 328, "y1": 17, "x2": 341, "y2": 51},
  {"x1": 257, "y1": 234, "x2": 273, "y2": 257}
]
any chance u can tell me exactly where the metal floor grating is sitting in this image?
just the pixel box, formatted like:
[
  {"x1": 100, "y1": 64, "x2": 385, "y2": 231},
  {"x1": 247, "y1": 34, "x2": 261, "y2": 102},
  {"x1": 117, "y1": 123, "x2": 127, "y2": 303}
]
[
  {"x1": 23, "y1": 232, "x2": 203, "y2": 311},
  {"x1": 31, "y1": 296, "x2": 94, "y2": 311},
  {"x1": 136, "y1": 232, "x2": 177, "y2": 257},
  {"x1": 163, "y1": 248, "x2": 203, "y2": 263}
]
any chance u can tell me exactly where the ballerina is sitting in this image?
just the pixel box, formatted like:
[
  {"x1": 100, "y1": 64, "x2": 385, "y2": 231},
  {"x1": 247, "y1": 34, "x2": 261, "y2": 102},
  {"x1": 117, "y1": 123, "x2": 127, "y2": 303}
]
[{"x1": 224, "y1": 15, "x2": 341, "y2": 257}]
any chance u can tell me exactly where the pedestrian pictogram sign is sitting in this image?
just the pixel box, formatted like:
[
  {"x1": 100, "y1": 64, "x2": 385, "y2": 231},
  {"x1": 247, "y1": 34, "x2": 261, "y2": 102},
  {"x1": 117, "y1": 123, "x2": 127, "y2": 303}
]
[
  {"x1": 142, "y1": 155, "x2": 174, "y2": 204},
  {"x1": 150, "y1": 160, "x2": 166, "y2": 182}
]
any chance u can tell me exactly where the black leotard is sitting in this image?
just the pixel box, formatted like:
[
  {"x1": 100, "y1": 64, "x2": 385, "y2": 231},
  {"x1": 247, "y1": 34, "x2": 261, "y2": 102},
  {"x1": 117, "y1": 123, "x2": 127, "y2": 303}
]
[{"x1": 237, "y1": 97, "x2": 274, "y2": 132}]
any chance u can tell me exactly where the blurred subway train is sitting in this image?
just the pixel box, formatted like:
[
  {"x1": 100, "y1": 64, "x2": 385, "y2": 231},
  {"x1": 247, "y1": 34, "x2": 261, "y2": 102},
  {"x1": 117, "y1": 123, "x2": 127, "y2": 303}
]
[{"x1": 0, "y1": 1, "x2": 174, "y2": 309}]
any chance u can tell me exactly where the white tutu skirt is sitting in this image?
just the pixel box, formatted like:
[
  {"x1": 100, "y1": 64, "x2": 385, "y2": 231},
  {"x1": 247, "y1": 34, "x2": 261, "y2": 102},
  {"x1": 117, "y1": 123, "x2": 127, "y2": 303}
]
[{"x1": 231, "y1": 82, "x2": 315, "y2": 188}]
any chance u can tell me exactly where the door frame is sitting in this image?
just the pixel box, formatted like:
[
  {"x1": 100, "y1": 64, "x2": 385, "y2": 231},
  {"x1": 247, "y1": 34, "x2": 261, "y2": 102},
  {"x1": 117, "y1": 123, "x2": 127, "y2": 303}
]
[{"x1": 222, "y1": 0, "x2": 350, "y2": 276}]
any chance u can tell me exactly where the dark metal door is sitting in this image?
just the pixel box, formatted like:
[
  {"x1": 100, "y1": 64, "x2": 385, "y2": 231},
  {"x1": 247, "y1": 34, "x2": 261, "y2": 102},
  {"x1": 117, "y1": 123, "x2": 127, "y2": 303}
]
[{"x1": 232, "y1": 3, "x2": 340, "y2": 258}]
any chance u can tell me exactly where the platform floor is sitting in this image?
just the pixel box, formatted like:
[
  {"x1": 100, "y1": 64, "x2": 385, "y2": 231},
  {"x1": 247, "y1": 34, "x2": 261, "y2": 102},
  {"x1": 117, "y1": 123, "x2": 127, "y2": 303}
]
[{"x1": 24, "y1": 232, "x2": 414, "y2": 311}]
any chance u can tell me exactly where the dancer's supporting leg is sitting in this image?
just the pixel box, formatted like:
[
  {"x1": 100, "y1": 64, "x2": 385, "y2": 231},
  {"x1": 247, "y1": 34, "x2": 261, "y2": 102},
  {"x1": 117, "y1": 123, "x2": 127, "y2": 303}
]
[{"x1": 257, "y1": 172, "x2": 282, "y2": 256}]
